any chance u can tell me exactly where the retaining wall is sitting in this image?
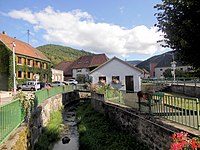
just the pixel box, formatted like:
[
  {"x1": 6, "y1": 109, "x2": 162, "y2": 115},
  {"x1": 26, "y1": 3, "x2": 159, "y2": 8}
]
[
  {"x1": 91, "y1": 92, "x2": 184, "y2": 150},
  {"x1": 171, "y1": 85, "x2": 200, "y2": 97}
]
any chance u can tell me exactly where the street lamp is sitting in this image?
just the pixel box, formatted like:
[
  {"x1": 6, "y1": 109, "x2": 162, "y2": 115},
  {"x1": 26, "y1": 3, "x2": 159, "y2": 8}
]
[
  {"x1": 170, "y1": 53, "x2": 176, "y2": 82},
  {"x1": 12, "y1": 41, "x2": 17, "y2": 96}
]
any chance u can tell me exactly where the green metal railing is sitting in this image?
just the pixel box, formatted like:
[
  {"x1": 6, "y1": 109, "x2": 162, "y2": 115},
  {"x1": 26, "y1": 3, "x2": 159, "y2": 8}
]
[
  {"x1": 35, "y1": 85, "x2": 73, "y2": 105},
  {"x1": 0, "y1": 99, "x2": 24, "y2": 145},
  {"x1": 103, "y1": 88, "x2": 200, "y2": 130},
  {"x1": 142, "y1": 77, "x2": 200, "y2": 87},
  {"x1": 0, "y1": 84, "x2": 75, "y2": 145},
  {"x1": 149, "y1": 92, "x2": 200, "y2": 130},
  {"x1": 105, "y1": 89, "x2": 124, "y2": 105}
]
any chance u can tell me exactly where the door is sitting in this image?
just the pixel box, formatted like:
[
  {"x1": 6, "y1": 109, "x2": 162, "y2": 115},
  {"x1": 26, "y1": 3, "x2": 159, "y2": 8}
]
[{"x1": 125, "y1": 76, "x2": 134, "y2": 92}]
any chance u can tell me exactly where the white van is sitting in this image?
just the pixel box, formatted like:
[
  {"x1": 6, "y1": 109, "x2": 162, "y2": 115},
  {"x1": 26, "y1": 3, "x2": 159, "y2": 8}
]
[{"x1": 17, "y1": 81, "x2": 40, "y2": 91}]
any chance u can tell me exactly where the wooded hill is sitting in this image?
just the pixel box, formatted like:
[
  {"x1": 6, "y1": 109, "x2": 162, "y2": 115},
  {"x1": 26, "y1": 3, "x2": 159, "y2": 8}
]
[{"x1": 37, "y1": 44, "x2": 92, "y2": 66}]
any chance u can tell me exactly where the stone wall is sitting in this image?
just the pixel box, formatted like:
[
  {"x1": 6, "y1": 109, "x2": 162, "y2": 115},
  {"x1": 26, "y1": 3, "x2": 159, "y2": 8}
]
[
  {"x1": 171, "y1": 85, "x2": 200, "y2": 97},
  {"x1": 0, "y1": 91, "x2": 79, "y2": 150},
  {"x1": 62, "y1": 90, "x2": 80, "y2": 106},
  {"x1": 29, "y1": 94, "x2": 63, "y2": 149},
  {"x1": 91, "y1": 93, "x2": 181, "y2": 150}
]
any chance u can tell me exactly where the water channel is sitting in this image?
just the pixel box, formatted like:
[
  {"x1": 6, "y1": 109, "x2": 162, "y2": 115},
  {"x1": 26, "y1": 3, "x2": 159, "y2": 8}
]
[{"x1": 53, "y1": 106, "x2": 79, "y2": 150}]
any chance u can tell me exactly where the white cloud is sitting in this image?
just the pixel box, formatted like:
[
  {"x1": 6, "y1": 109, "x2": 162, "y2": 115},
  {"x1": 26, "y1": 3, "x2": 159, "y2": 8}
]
[{"x1": 6, "y1": 6, "x2": 165, "y2": 57}]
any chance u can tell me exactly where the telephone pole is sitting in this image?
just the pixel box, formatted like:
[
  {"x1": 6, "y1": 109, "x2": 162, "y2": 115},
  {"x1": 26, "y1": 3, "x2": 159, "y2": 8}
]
[
  {"x1": 12, "y1": 41, "x2": 17, "y2": 96},
  {"x1": 27, "y1": 29, "x2": 30, "y2": 45}
]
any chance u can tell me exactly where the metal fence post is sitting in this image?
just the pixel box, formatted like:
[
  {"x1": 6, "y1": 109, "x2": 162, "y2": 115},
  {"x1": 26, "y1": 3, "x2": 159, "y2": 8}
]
[
  {"x1": 196, "y1": 98, "x2": 200, "y2": 130},
  {"x1": 148, "y1": 93, "x2": 152, "y2": 114}
]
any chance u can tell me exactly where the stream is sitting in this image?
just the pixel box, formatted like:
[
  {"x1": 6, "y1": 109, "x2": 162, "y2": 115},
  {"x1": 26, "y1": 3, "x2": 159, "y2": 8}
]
[{"x1": 52, "y1": 107, "x2": 79, "y2": 150}]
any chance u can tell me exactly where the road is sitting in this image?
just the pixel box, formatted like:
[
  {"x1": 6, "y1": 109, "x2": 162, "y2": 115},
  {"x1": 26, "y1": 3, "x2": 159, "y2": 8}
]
[{"x1": 0, "y1": 91, "x2": 33, "y2": 106}]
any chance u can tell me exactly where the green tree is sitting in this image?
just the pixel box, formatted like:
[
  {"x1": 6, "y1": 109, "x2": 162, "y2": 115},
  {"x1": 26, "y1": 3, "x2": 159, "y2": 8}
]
[
  {"x1": 154, "y1": 0, "x2": 200, "y2": 69},
  {"x1": 163, "y1": 68, "x2": 187, "y2": 78}
]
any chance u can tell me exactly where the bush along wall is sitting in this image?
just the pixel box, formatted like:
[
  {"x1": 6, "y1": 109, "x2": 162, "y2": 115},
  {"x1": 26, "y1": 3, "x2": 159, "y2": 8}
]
[{"x1": 0, "y1": 43, "x2": 13, "y2": 90}]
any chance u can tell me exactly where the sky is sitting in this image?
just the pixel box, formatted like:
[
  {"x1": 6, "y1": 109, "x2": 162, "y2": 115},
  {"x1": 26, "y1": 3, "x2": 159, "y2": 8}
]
[{"x1": 0, "y1": 0, "x2": 169, "y2": 61}]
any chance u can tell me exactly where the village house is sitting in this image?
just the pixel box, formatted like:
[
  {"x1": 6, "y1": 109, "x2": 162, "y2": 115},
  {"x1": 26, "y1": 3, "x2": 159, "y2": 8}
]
[
  {"x1": 0, "y1": 33, "x2": 51, "y2": 90},
  {"x1": 153, "y1": 52, "x2": 193, "y2": 78},
  {"x1": 51, "y1": 68, "x2": 63, "y2": 82},
  {"x1": 55, "y1": 54, "x2": 109, "y2": 83},
  {"x1": 55, "y1": 61, "x2": 74, "y2": 81},
  {"x1": 89, "y1": 57, "x2": 143, "y2": 92}
]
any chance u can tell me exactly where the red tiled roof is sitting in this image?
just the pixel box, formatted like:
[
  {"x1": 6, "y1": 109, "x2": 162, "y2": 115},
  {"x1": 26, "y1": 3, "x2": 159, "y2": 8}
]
[
  {"x1": 0, "y1": 33, "x2": 50, "y2": 62},
  {"x1": 72, "y1": 54, "x2": 109, "y2": 69},
  {"x1": 54, "y1": 54, "x2": 108, "y2": 76},
  {"x1": 55, "y1": 61, "x2": 73, "y2": 75}
]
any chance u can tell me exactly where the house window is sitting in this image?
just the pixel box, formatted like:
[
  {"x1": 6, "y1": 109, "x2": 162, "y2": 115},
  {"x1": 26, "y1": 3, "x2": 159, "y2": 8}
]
[
  {"x1": 37, "y1": 61, "x2": 40, "y2": 68},
  {"x1": 27, "y1": 72, "x2": 31, "y2": 79},
  {"x1": 77, "y1": 69, "x2": 82, "y2": 73},
  {"x1": 43, "y1": 63, "x2": 47, "y2": 69},
  {"x1": 28, "y1": 59, "x2": 31, "y2": 66},
  {"x1": 180, "y1": 68, "x2": 183, "y2": 70},
  {"x1": 18, "y1": 71, "x2": 22, "y2": 78},
  {"x1": 99, "y1": 76, "x2": 106, "y2": 85},
  {"x1": 160, "y1": 69, "x2": 163, "y2": 71},
  {"x1": 18, "y1": 57, "x2": 22, "y2": 64},
  {"x1": 112, "y1": 76, "x2": 120, "y2": 84},
  {"x1": 43, "y1": 74, "x2": 47, "y2": 81}
]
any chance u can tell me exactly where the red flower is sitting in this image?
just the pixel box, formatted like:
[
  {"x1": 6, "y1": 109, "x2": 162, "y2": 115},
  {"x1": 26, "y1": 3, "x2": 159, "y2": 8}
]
[
  {"x1": 191, "y1": 138, "x2": 197, "y2": 149},
  {"x1": 171, "y1": 132, "x2": 200, "y2": 150},
  {"x1": 197, "y1": 141, "x2": 200, "y2": 148},
  {"x1": 172, "y1": 133, "x2": 176, "y2": 140}
]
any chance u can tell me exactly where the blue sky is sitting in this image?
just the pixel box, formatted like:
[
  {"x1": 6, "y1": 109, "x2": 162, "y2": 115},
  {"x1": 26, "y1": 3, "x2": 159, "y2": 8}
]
[{"x1": 0, "y1": 0, "x2": 168, "y2": 61}]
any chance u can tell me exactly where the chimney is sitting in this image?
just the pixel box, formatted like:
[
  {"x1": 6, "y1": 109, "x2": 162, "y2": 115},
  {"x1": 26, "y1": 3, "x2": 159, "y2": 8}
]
[{"x1": 2, "y1": 31, "x2": 6, "y2": 35}]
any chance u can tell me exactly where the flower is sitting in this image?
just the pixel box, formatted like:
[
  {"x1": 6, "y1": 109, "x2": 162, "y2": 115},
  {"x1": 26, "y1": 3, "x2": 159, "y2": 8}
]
[{"x1": 170, "y1": 132, "x2": 200, "y2": 150}]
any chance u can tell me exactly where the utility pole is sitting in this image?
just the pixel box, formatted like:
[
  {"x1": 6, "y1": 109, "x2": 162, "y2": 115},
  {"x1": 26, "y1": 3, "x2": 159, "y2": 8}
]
[
  {"x1": 27, "y1": 29, "x2": 30, "y2": 45},
  {"x1": 12, "y1": 41, "x2": 17, "y2": 96},
  {"x1": 171, "y1": 53, "x2": 176, "y2": 83}
]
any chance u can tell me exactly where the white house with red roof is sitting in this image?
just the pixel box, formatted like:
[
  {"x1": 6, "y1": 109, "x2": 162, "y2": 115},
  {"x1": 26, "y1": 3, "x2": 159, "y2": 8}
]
[
  {"x1": 55, "y1": 54, "x2": 108, "y2": 82},
  {"x1": 72, "y1": 54, "x2": 108, "y2": 81},
  {"x1": 89, "y1": 57, "x2": 143, "y2": 92}
]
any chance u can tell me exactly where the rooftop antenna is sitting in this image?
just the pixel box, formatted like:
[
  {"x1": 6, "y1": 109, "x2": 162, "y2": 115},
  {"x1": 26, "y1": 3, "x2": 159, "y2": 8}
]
[{"x1": 27, "y1": 29, "x2": 30, "y2": 44}]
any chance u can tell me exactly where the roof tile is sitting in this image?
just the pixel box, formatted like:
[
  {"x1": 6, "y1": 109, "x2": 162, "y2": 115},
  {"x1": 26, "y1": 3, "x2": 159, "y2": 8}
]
[{"x1": 0, "y1": 33, "x2": 50, "y2": 62}]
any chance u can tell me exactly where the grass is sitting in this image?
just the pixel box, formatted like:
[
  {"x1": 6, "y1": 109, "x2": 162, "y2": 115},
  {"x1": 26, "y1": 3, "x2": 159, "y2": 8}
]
[
  {"x1": 76, "y1": 103, "x2": 148, "y2": 150},
  {"x1": 34, "y1": 110, "x2": 63, "y2": 150}
]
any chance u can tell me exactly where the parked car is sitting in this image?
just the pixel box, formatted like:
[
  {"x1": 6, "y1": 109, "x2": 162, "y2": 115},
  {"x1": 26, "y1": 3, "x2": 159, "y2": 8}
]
[
  {"x1": 17, "y1": 81, "x2": 40, "y2": 91},
  {"x1": 63, "y1": 79, "x2": 78, "y2": 85},
  {"x1": 39, "y1": 82, "x2": 50, "y2": 89},
  {"x1": 49, "y1": 81, "x2": 64, "y2": 87}
]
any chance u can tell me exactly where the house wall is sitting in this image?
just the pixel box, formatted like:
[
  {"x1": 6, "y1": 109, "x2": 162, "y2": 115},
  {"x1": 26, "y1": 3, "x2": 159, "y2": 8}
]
[
  {"x1": 15, "y1": 54, "x2": 52, "y2": 84},
  {"x1": 155, "y1": 66, "x2": 169, "y2": 79},
  {"x1": 72, "y1": 68, "x2": 89, "y2": 79},
  {"x1": 150, "y1": 63, "x2": 157, "y2": 77},
  {"x1": 90, "y1": 59, "x2": 142, "y2": 92},
  {"x1": 51, "y1": 68, "x2": 63, "y2": 82},
  {"x1": 155, "y1": 66, "x2": 193, "y2": 78}
]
